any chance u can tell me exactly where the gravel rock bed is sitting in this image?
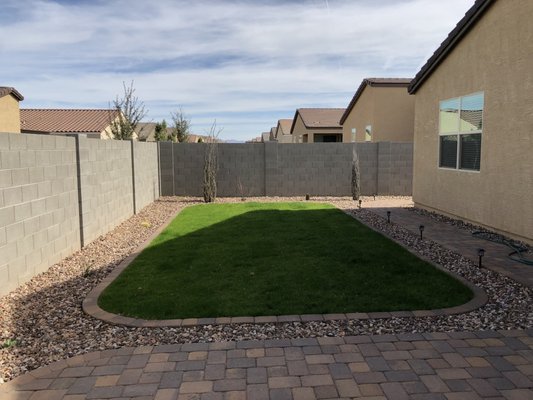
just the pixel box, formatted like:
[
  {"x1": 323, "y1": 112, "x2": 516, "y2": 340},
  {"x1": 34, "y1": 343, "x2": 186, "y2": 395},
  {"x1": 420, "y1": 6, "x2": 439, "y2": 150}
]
[{"x1": 1, "y1": 196, "x2": 532, "y2": 384}]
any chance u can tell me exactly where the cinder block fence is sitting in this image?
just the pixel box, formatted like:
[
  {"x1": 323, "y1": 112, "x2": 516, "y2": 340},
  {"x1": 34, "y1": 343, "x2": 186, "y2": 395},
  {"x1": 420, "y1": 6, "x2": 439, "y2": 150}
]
[
  {"x1": 0, "y1": 133, "x2": 159, "y2": 295},
  {"x1": 1, "y1": 135, "x2": 412, "y2": 295},
  {"x1": 159, "y1": 142, "x2": 413, "y2": 197}
]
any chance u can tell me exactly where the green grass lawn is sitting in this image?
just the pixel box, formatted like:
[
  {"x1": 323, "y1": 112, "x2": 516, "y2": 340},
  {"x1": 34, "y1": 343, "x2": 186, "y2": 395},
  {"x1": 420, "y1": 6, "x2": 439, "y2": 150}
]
[{"x1": 98, "y1": 202, "x2": 473, "y2": 319}]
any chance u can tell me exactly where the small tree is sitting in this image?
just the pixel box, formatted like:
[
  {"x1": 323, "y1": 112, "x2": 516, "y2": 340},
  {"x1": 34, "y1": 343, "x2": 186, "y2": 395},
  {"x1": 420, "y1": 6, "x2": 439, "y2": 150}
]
[
  {"x1": 154, "y1": 119, "x2": 168, "y2": 141},
  {"x1": 170, "y1": 107, "x2": 191, "y2": 143},
  {"x1": 109, "y1": 81, "x2": 147, "y2": 140},
  {"x1": 351, "y1": 144, "x2": 361, "y2": 201},
  {"x1": 203, "y1": 122, "x2": 221, "y2": 203}
]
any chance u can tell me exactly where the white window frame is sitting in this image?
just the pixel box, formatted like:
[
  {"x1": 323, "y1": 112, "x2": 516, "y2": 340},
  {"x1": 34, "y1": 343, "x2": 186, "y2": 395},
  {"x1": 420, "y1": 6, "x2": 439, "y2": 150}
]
[{"x1": 438, "y1": 91, "x2": 483, "y2": 172}]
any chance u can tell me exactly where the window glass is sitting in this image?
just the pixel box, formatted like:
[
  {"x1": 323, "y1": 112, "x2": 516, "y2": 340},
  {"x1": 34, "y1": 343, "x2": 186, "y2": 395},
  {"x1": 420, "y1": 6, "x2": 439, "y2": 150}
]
[
  {"x1": 460, "y1": 93, "x2": 484, "y2": 132},
  {"x1": 440, "y1": 98, "x2": 460, "y2": 133},
  {"x1": 459, "y1": 134, "x2": 481, "y2": 170},
  {"x1": 439, "y1": 135, "x2": 458, "y2": 168}
]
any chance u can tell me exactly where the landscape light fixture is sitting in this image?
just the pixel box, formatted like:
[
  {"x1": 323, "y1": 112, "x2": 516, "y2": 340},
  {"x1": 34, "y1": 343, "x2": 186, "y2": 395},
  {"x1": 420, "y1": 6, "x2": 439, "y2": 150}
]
[
  {"x1": 358, "y1": 199, "x2": 362, "y2": 209},
  {"x1": 373, "y1": 194, "x2": 376, "y2": 200},
  {"x1": 387, "y1": 211, "x2": 391, "y2": 223},
  {"x1": 305, "y1": 194, "x2": 310, "y2": 201},
  {"x1": 478, "y1": 248, "x2": 485, "y2": 268},
  {"x1": 419, "y1": 225, "x2": 424, "y2": 240}
]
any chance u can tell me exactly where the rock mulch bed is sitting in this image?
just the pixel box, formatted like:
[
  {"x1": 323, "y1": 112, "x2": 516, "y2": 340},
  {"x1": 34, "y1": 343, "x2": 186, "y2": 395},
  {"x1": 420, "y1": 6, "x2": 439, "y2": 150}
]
[{"x1": 1, "y1": 196, "x2": 532, "y2": 384}]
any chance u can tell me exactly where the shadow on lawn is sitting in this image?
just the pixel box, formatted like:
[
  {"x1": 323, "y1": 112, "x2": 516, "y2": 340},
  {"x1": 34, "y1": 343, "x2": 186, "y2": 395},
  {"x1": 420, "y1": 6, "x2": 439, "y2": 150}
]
[{"x1": 97, "y1": 205, "x2": 474, "y2": 320}]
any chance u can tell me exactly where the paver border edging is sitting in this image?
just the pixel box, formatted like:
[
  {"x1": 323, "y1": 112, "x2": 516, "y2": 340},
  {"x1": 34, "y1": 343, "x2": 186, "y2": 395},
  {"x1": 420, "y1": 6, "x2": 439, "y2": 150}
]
[{"x1": 83, "y1": 202, "x2": 487, "y2": 328}]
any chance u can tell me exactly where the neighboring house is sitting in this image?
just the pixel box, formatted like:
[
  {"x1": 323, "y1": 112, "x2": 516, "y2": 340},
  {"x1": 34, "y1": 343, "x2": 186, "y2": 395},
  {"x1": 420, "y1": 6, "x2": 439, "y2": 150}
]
[
  {"x1": 20, "y1": 109, "x2": 130, "y2": 139},
  {"x1": 0, "y1": 86, "x2": 24, "y2": 133},
  {"x1": 269, "y1": 127, "x2": 277, "y2": 141},
  {"x1": 290, "y1": 108, "x2": 345, "y2": 143},
  {"x1": 408, "y1": 0, "x2": 532, "y2": 244},
  {"x1": 275, "y1": 119, "x2": 293, "y2": 143},
  {"x1": 136, "y1": 122, "x2": 156, "y2": 141},
  {"x1": 261, "y1": 132, "x2": 271, "y2": 143},
  {"x1": 340, "y1": 78, "x2": 414, "y2": 143}
]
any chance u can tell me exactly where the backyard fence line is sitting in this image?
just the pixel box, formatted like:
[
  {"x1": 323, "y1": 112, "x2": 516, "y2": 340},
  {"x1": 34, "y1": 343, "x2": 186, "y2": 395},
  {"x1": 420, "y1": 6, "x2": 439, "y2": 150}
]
[
  {"x1": 0, "y1": 133, "x2": 159, "y2": 296},
  {"x1": 0, "y1": 134, "x2": 412, "y2": 296},
  {"x1": 158, "y1": 141, "x2": 413, "y2": 198}
]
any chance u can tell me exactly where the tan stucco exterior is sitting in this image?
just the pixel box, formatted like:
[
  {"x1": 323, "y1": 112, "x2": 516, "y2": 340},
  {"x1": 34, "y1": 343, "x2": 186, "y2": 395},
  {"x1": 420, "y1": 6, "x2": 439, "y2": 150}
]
[
  {"x1": 0, "y1": 94, "x2": 22, "y2": 133},
  {"x1": 291, "y1": 113, "x2": 342, "y2": 143},
  {"x1": 412, "y1": 0, "x2": 533, "y2": 244},
  {"x1": 342, "y1": 85, "x2": 414, "y2": 143}
]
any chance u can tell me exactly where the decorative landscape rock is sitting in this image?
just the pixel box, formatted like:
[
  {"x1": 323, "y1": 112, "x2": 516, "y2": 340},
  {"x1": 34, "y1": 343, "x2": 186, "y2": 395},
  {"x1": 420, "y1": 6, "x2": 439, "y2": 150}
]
[{"x1": 0, "y1": 196, "x2": 531, "y2": 384}]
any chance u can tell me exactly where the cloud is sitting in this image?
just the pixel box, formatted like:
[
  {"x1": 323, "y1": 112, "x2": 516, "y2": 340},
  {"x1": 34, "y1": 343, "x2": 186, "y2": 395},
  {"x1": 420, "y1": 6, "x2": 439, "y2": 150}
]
[{"x1": 0, "y1": 0, "x2": 475, "y2": 140}]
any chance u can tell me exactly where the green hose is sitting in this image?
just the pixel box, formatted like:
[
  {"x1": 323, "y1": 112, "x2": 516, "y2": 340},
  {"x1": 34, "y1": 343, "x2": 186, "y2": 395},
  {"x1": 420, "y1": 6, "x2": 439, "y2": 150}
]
[{"x1": 472, "y1": 231, "x2": 533, "y2": 266}]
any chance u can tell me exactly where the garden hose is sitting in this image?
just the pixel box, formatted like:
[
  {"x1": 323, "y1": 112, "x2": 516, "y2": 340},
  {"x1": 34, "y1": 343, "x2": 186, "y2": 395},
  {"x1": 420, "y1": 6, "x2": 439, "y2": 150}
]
[{"x1": 472, "y1": 231, "x2": 533, "y2": 266}]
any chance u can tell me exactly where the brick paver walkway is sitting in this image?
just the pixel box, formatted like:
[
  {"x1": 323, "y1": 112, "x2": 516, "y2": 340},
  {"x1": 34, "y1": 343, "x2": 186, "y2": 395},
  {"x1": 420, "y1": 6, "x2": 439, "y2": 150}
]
[{"x1": 3, "y1": 202, "x2": 533, "y2": 399}]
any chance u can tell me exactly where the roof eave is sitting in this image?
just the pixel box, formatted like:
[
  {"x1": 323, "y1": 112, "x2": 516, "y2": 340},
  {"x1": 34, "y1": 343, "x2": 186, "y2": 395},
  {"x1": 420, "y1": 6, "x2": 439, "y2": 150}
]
[{"x1": 408, "y1": 0, "x2": 496, "y2": 94}]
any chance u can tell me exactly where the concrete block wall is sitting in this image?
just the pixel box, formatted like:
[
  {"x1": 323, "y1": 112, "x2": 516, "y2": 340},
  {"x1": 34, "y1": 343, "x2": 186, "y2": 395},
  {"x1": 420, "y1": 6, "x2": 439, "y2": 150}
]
[
  {"x1": 386, "y1": 142, "x2": 413, "y2": 196},
  {"x1": 78, "y1": 137, "x2": 134, "y2": 244},
  {"x1": 377, "y1": 142, "x2": 413, "y2": 196},
  {"x1": 172, "y1": 143, "x2": 204, "y2": 196},
  {"x1": 159, "y1": 142, "x2": 175, "y2": 196},
  {"x1": 0, "y1": 133, "x2": 80, "y2": 295},
  {"x1": 271, "y1": 143, "x2": 352, "y2": 196},
  {"x1": 0, "y1": 134, "x2": 161, "y2": 296},
  {"x1": 162, "y1": 142, "x2": 413, "y2": 198},
  {"x1": 133, "y1": 141, "x2": 160, "y2": 211},
  {"x1": 217, "y1": 144, "x2": 265, "y2": 196}
]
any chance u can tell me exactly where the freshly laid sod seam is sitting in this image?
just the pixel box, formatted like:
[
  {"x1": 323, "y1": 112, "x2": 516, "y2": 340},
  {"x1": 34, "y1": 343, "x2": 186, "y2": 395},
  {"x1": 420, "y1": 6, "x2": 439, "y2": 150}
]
[{"x1": 98, "y1": 202, "x2": 473, "y2": 319}]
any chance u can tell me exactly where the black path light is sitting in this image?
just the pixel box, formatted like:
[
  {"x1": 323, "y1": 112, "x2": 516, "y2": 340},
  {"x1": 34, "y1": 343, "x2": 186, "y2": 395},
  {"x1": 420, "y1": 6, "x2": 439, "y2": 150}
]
[
  {"x1": 358, "y1": 199, "x2": 362, "y2": 209},
  {"x1": 478, "y1": 248, "x2": 485, "y2": 268},
  {"x1": 387, "y1": 211, "x2": 391, "y2": 223},
  {"x1": 419, "y1": 225, "x2": 425, "y2": 240}
]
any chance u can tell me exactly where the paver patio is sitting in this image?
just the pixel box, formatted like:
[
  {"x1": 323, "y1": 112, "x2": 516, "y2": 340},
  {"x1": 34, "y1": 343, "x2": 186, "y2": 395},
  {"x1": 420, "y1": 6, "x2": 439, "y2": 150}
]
[
  {"x1": 2, "y1": 201, "x2": 532, "y2": 399},
  {"x1": 2, "y1": 330, "x2": 532, "y2": 399}
]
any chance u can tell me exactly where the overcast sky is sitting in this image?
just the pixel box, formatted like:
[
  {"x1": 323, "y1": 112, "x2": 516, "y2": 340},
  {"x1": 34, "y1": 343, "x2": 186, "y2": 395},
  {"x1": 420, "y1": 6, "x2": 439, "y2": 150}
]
[{"x1": 1, "y1": 0, "x2": 474, "y2": 141}]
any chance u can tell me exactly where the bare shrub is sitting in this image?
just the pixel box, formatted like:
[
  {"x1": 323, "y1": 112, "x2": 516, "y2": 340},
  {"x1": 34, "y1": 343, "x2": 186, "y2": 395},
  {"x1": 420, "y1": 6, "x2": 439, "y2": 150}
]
[
  {"x1": 351, "y1": 144, "x2": 361, "y2": 200},
  {"x1": 203, "y1": 122, "x2": 221, "y2": 203}
]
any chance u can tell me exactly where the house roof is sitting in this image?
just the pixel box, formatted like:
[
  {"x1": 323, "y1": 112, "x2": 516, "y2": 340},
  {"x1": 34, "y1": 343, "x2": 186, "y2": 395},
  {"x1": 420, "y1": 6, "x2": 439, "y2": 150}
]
[
  {"x1": 408, "y1": 0, "x2": 496, "y2": 94},
  {"x1": 20, "y1": 109, "x2": 118, "y2": 134},
  {"x1": 291, "y1": 108, "x2": 345, "y2": 133},
  {"x1": 339, "y1": 78, "x2": 412, "y2": 125},
  {"x1": 277, "y1": 119, "x2": 293, "y2": 136},
  {"x1": 0, "y1": 86, "x2": 24, "y2": 101},
  {"x1": 261, "y1": 132, "x2": 270, "y2": 142}
]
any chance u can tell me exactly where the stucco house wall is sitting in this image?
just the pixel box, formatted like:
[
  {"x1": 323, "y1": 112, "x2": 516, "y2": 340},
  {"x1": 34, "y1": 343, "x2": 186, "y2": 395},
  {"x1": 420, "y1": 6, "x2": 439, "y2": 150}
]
[
  {"x1": 342, "y1": 86, "x2": 375, "y2": 143},
  {"x1": 411, "y1": 0, "x2": 533, "y2": 243},
  {"x1": 0, "y1": 93, "x2": 22, "y2": 133},
  {"x1": 341, "y1": 84, "x2": 414, "y2": 143},
  {"x1": 291, "y1": 114, "x2": 309, "y2": 143},
  {"x1": 373, "y1": 88, "x2": 415, "y2": 142}
]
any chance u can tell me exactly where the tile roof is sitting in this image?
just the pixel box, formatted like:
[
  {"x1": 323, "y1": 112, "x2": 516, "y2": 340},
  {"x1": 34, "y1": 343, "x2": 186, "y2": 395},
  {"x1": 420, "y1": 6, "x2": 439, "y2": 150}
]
[
  {"x1": 20, "y1": 109, "x2": 118, "y2": 134},
  {"x1": 291, "y1": 108, "x2": 345, "y2": 133},
  {"x1": 339, "y1": 78, "x2": 412, "y2": 125},
  {"x1": 409, "y1": 0, "x2": 495, "y2": 94},
  {"x1": 0, "y1": 86, "x2": 24, "y2": 101},
  {"x1": 277, "y1": 119, "x2": 293, "y2": 136}
]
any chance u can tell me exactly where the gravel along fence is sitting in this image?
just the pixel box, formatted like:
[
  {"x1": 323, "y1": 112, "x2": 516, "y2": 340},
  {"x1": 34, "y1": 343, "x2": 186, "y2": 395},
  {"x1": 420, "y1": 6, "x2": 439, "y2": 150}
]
[{"x1": 1, "y1": 197, "x2": 532, "y2": 383}]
